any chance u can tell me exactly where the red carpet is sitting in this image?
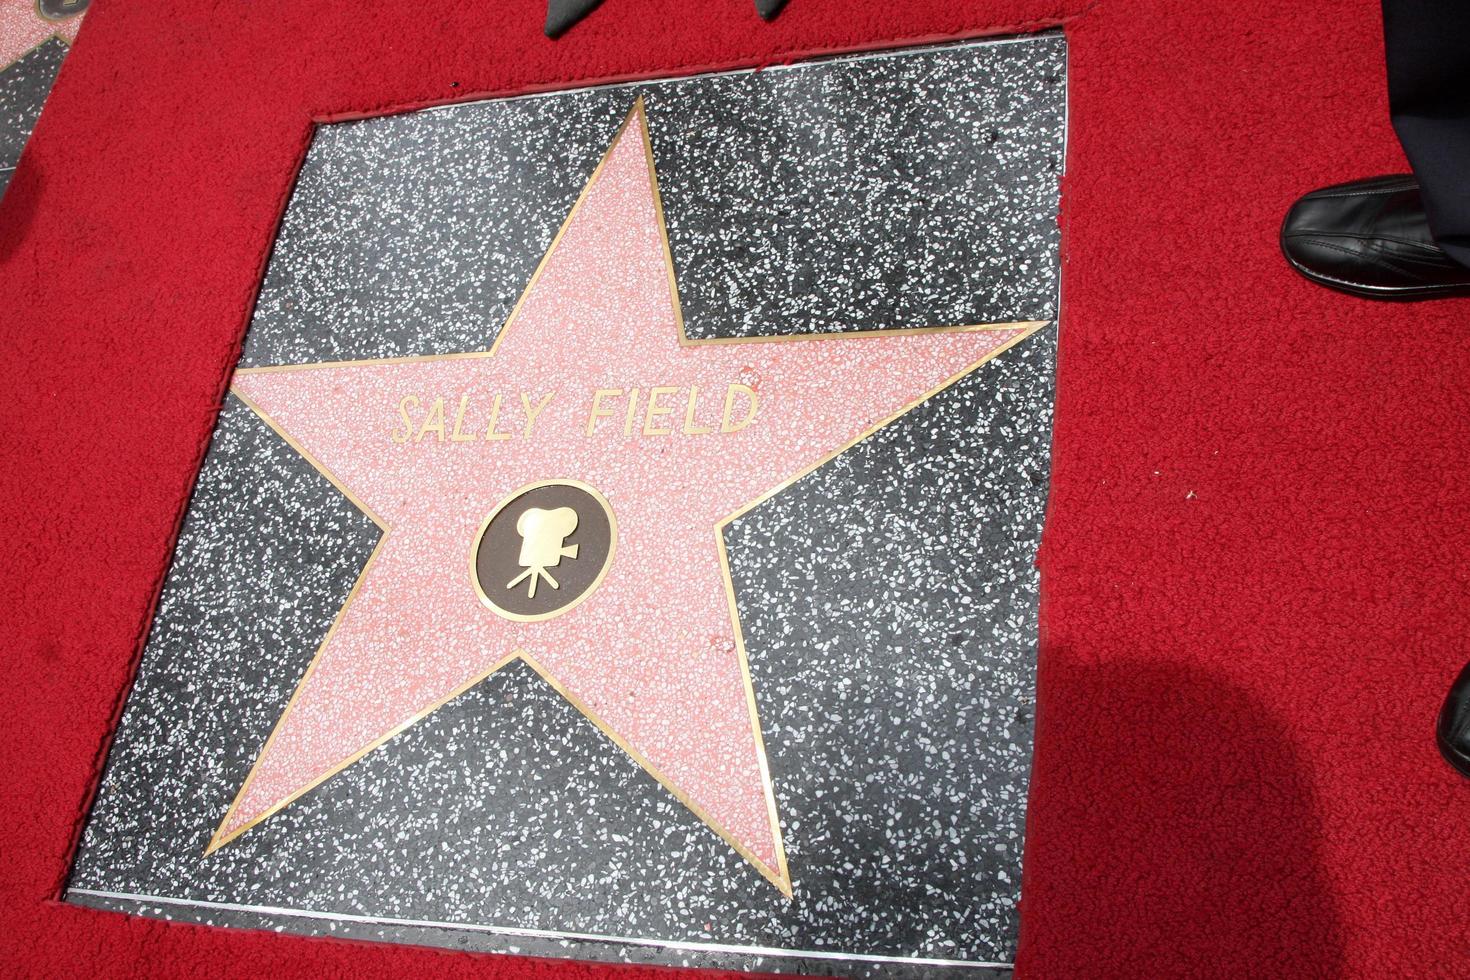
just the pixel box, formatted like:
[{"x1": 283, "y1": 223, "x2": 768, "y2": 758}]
[{"x1": 3, "y1": 0, "x2": 1468, "y2": 975}]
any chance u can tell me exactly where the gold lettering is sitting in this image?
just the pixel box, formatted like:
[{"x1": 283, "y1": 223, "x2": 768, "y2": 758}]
[
  {"x1": 586, "y1": 388, "x2": 621, "y2": 437},
  {"x1": 483, "y1": 393, "x2": 511, "y2": 441},
  {"x1": 392, "y1": 395, "x2": 420, "y2": 443},
  {"x1": 682, "y1": 385, "x2": 712, "y2": 435},
  {"x1": 623, "y1": 387, "x2": 642, "y2": 437},
  {"x1": 397, "y1": 384, "x2": 761, "y2": 443},
  {"x1": 417, "y1": 397, "x2": 446, "y2": 442},
  {"x1": 450, "y1": 395, "x2": 477, "y2": 442},
  {"x1": 521, "y1": 391, "x2": 555, "y2": 438},
  {"x1": 643, "y1": 386, "x2": 678, "y2": 436},
  {"x1": 721, "y1": 383, "x2": 758, "y2": 433}
]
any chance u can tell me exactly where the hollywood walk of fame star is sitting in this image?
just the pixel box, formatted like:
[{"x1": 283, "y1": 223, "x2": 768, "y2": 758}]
[{"x1": 214, "y1": 97, "x2": 1044, "y2": 894}]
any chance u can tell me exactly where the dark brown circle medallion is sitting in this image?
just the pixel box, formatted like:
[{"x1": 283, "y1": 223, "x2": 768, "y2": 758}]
[{"x1": 470, "y1": 480, "x2": 616, "y2": 622}]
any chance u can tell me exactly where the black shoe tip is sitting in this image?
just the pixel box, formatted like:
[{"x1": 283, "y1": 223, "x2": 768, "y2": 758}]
[
  {"x1": 545, "y1": 0, "x2": 603, "y2": 38},
  {"x1": 754, "y1": 0, "x2": 788, "y2": 20}
]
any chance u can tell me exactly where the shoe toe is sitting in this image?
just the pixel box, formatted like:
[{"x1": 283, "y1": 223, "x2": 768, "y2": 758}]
[
  {"x1": 1280, "y1": 196, "x2": 1372, "y2": 285},
  {"x1": 1438, "y1": 663, "x2": 1470, "y2": 778},
  {"x1": 1280, "y1": 186, "x2": 1394, "y2": 289}
]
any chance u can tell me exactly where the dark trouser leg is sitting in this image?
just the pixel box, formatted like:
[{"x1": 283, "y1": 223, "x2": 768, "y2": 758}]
[{"x1": 1382, "y1": 0, "x2": 1470, "y2": 268}]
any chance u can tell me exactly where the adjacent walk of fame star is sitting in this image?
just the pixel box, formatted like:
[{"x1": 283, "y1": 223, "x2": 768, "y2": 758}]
[{"x1": 215, "y1": 97, "x2": 1045, "y2": 895}]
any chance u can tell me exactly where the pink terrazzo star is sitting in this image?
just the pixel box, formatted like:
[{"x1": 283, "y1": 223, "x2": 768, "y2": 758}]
[{"x1": 218, "y1": 99, "x2": 1042, "y2": 894}]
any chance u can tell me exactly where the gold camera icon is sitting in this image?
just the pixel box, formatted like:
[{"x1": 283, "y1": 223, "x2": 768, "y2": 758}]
[{"x1": 506, "y1": 506, "x2": 580, "y2": 598}]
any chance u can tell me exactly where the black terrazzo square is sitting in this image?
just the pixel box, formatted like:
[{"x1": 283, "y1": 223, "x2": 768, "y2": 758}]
[{"x1": 68, "y1": 34, "x2": 1066, "y2": 976}]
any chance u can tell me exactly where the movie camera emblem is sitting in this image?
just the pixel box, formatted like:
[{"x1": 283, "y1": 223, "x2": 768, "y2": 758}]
[{"x1": 471, "y1": 480, "x2": 617, "y2": 621}]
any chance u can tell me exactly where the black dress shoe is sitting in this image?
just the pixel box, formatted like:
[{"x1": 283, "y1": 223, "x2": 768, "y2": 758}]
[
  {"x1": 1437, "y1": 661, "x2": 1470, "y2": 777},
  {"x1": 1280, "y1": 175, "x2": 1470, "y2": 300}
]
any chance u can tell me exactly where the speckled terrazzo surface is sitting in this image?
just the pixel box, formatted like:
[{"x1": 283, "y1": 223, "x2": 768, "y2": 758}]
[
  {"x1": 0, "y1": 37, "x2": 66, "y2": 196},
  {"x1": 68, "y1": 34, "x2": 1064, "y2": 975},
  {"x1": 239, "y1": 35, "x2": 1063, "y2": 366}
]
